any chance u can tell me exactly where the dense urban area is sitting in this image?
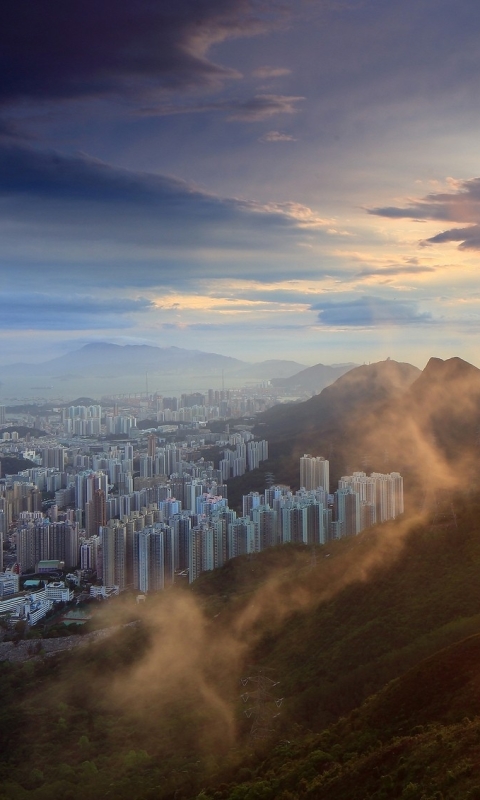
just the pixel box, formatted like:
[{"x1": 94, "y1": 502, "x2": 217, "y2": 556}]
[{"x1": 0, "y1": 387, "x2": 403, "y2": 633}]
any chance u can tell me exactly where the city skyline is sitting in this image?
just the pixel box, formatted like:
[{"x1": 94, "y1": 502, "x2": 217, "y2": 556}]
[{"x1": 2, "y1": 1, "x2": 480, "y2": 367}]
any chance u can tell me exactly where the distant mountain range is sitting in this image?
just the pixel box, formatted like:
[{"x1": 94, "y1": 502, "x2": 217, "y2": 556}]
[
  {"x1": 270, "y1": 360, "x2": 358, "y2": 392},
  {"x1": 0, "y1": 342, "x2": 356, "y2": 398}
]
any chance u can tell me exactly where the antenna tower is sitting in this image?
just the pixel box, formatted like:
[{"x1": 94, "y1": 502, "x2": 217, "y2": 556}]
[
  {"x1": 265, "y1": 472, "x2": 275, "y2": 488},
  {"x1": 240, "y1": 670, "x2": 283, "y2": 741}
]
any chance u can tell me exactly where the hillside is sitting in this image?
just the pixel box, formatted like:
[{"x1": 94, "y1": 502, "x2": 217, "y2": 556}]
[
  {"x1": 0, "y1": 455, "x2": 38, "y2": 475},
  {"x1": 220, "y1": 634, "x2": 480, "y2": 800},
  {"x1": 250, "y1": 356, "x2": 480, "y2": 497},
  {"x1": 0, "y1": 426, "x2": 46, "y2": 439},
  {"x1": 270, "y1": 360, "x2": 357, "y2": 393},
  {"x1": 248, "y1": 359, "x2": 420, "y2": 490},
  {"x1": 3, "y1": 490, "x2": 480, "y2": 798}
]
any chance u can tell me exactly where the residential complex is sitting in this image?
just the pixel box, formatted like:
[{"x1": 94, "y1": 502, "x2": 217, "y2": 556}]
[{"x1": 0, "y1": 395, "x2": 404, "y2": 624}]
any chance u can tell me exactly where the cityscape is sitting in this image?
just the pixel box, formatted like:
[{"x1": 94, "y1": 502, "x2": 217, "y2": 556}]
[
  {"x1": 0, "y1": 390, "x2": 403, "y2": 628},
  {"x1": 2, "y1": 1, "x2": 479, "y2": 796}
]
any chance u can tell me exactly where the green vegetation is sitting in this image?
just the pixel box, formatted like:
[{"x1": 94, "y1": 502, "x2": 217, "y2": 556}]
[
  {"x1": 0, "y1": 426, "x2": 47, "y2": 439},
  {"x1": 3, "y1": 493, "x2": 480, "y2": 797},
  {"x1": 0, "y1": 455, "x2": 38, "y2": 474}
]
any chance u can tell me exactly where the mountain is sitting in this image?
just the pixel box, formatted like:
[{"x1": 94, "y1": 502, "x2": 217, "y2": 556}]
[
  {"x1": 0, "y1": 343, "x2": 343, "y2": 399},
  {"x1": 354, "y1": 355, "x2": 480, "y2": 492},
  {"x1": 250, "y1": 358, "x2": 421, "y2": 489},
  {"x1": 248, "y1": 356, "x2": 480, "y2": 498},
  {"x1": 220, "y1": 635, "x2": 480, "y2": 800},
  {"x1": 232, "y1": 359, "x2": 307, "y2": 380},
  {"x1": 258, "y1": 358, "x2": 420, "y2": 436},
  {"x1": 23, "y1": 342, "x2": 246, "y2": 377},
  {"x1": 1, "y1": 344, "x2": 306, "y2": 380},
  {"x1": 4, "y1": 491, "x2": 480, "y2": 798},
  {"x1": 270, "y1": 360, "x2": 357, "y2": 393},
  {"x1": 400, "y1": 355, "x2": 480, "y2": 461}
]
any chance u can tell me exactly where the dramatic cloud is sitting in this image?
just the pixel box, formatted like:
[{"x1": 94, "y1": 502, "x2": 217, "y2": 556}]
[
  {"x1": 423, "y1": 226, "x2": 480, "y2": 250},
  {"x1": 0, "y1": 0, "x2": 289, "y2": 106},
  {"x1": 0, "y1": 144, "x2": 334, "y2": 289},
  {"x1": 1, "y1": 0, "x2": 480, "y2": 365},
  {"x1": 369, "y1": 177, "x2": 480, "y2": 250},
  {"x1": 312, "y1": 296, "x2": 433, "y2": 327},
  {"x1": 0, "y1": 144, "x2": 318, "y2": 232},
  {"x1": 0, "y1": 293, "x2": 153, "y2": 330}
]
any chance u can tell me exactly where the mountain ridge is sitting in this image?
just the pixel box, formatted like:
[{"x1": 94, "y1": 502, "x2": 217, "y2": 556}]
[{"x1": 249, "y1": 355, "x2": 480, "y2": 495}]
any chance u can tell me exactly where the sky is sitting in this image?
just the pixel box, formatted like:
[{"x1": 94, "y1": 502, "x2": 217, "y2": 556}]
[{"x1": 2, "y1": 0, "x2": 480, "y2": 369}]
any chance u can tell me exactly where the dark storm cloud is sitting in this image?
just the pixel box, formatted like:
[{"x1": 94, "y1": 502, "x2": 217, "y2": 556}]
[
  {"x1": 368, "y1": 177, "x2": 480, "y2": 251},
  {"x1": 311, "y1": 296, "x2": 432, "y2": 327},
  {"x1": 0, "y1": 144, "x2": 327, "y2": 287},
  {"x1": 0, "y1": 293, "x2": 153, "y2": 330},
  {"x1": 0, "y1": 144, "x2": 317, "y2": 232},
  {"x1": 0, "y1": 0, "x2": 286, "y2": 106}
]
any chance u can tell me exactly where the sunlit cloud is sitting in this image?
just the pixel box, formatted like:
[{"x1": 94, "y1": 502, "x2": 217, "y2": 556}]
[
  {"x1": 0, "y1": 0, "x2": 288, "y2": 107},
  {"x1": 259, "y1": 130, "x2": 297, "y2": 142},
  {"x1": 2, "y1": 0, "x2": 480, "y2": 367},
  {"x1": 368, "y1": 177, "x2": 480, "y2": 251}
]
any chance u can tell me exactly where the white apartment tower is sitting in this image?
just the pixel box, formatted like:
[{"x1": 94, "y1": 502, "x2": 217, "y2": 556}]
[{"x1": 300, "y1": 455, "x2": 330, "y2": 493}]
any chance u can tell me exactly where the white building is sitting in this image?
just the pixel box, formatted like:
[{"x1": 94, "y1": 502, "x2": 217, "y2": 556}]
[{"x1": 300, "y1": 455, "x2": 330, "y2": 493}]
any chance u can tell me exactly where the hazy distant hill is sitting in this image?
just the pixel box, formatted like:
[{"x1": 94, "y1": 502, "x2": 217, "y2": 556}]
[
  {"x1": 1, "y1": 343, "x2": 306, "y2": 380},
  {"x1": 270, "y1": 360, "x2": 357, "y2": 393},
  {"x1": 232, "y1": 359, "x2": 307, "y2": 380},
  {"x1": 0, "y1": 343, "x2": 316, "y2": 398},
  {"x1": 29, "y1": 342, "x2": 246, "y2": 377}
]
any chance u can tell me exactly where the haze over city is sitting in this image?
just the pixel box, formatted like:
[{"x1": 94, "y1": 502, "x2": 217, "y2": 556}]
[
  {"x1": 2, "y1": 0, "x2": 480, "y2": 372},
  {"x1": 5, "y1": 6, "x2": 480, "y2": 798}
]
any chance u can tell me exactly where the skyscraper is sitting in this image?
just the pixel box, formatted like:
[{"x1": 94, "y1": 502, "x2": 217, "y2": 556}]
[
  {"x1": 147, "y1": 433, "x2": 157, "y2": 459},
  {"x1": 300, "y1": 455, "x2": 330, "y2": 493}
]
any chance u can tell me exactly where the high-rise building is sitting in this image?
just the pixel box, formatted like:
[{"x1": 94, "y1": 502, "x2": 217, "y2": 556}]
[
  {"x1": 228, "y1": 518, "x2": 257, "y2": 559},
  {"x1": 336, "y1": 471, "x2": 404, "y2": 530},
  {"x1": 147, "y1": 433, "x2": 157, "y2": 459},
  {"x1": 41, "y1": 447, "x2": 66, "y2": 470},
  {"x1": 251, "y1": 505, "x2": 277, "y2": 550},
  {"x1": 100, "y1": 522, "x2": 126, "y2": 589},
  {"x1": 300, "y1": 455, "x2": 330, "y2": 493},
  {"x1": 334, "y1": 487, "x2": 360, "y2": 537},
  {"x1": 93, "y1": 488, "x2": 106, "y2": 533}
]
